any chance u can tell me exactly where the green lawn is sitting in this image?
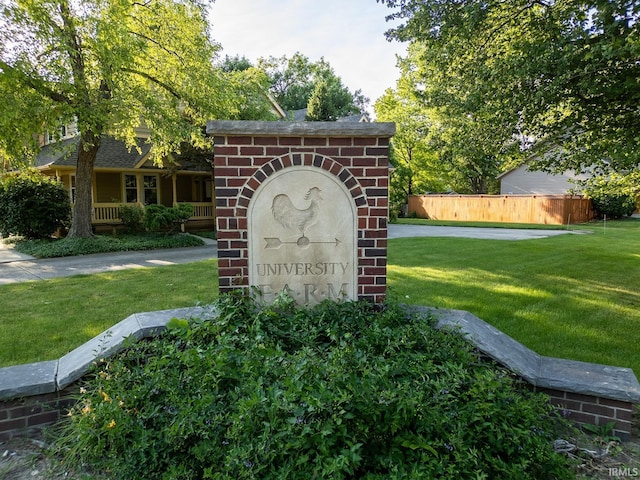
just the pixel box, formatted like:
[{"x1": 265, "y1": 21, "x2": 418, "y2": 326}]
[
  {"x1": 0, "y1": 260, "x2": 219, "y2": 366},
  {"x1": 388, "y1": 218, "x2": 640, "y2": 376},
  {"x1": 1, "y1": 219, "x2": 639, "y2": 378}
]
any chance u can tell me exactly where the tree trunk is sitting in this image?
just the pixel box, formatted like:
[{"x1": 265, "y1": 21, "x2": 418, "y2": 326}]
[{"x1": 67, "y1": 136, "x2": 100, "y2": 238}]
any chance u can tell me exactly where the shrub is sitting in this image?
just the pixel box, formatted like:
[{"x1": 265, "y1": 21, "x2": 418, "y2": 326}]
[
  {"x1": 591, "y1": 193, "x2": 636, "y2": 219},
  {"x1": 119, "y1": 204, "x2": 145, "y2": 232},
  {"x1": 55, "y1": 294, "x2": 574, "y2": 479},
  {"x1": 0, "y1": 170, "x2": 71, "y2": 239},
  {"x1": 144, "y1": 203, "x2": 194, "y2": 232},
  {"x1": 579, "y1": 174, "x2": 638, "y2": 219}
]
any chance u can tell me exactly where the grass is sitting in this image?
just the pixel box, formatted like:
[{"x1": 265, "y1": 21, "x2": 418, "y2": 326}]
[
  {"x1": 388, "y1": 218, "x2": 640, "y2": 376},
  {"x1": 0, "y1": 260, "x2": 218, "y2": 366},
  {"x1": 1, "y1": 219, "x2": 639, "y2": 377}
]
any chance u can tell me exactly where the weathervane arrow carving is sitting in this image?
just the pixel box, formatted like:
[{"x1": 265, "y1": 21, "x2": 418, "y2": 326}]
[{"x1": 264, "y1": 237, "x2": 342, "y2": 249}]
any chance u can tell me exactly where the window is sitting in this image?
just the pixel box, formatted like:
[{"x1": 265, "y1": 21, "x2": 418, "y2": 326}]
[
  {"x1": 45, "y1": 125, "x2": 67, "y2": 144},
  {"x1": 70, "y1": 175, "x2": 76, "y2": 203},
  {"x1": 143, "y1": 175, "x2": 158, "y2": 205},
  {"x1": 125, "y1": 174, "x2": 138, "y2": 203},
  {"x1": 204, "y1": 178, "x2": 212, "y2": 202}
]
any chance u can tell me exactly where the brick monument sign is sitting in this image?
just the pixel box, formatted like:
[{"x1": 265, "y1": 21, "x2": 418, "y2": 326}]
[{"x1": 207, "y1": 120, "x2": 395, "y2": 305}]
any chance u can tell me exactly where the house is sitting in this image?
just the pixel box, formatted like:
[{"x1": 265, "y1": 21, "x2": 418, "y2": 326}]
[
  {"x1": 33, "y1": 97, "x2": 368, "y2": 231},
  {"x1": 32, "y1": 90, "x2": 291, "y2": 231},
  {"x1": 36, "y1": 124, "x2": 215, "y2": 231},
  {"x1": 498, "y1": 164, "x2": 589, "y2": 195}
]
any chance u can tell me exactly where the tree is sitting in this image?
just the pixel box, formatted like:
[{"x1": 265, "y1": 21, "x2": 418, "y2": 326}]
[
  {"x1": 0, "y1": 0, "x2": 259, "y2": 238},
  {"x1": 306, "y1": 80, "x2": 335, "y2": 121},
  {"x1": 219, "y1": 54, "x2": 253, "y2": 73},
  {"x1": 375, "y1": 86, "x2": 438, "y2": 215},
  {"x1": 258, "y1": 52, "x2": 367, "y2": 119},
  {"x1": 428, "y1": 110, "x2": 511, "y2": 194},
  {"x1": 221, "y1": 68, "x2": 280, "y2": 121},
  {"x1": 379, "y1": 0, "x2": 640, "y2": 177},
  {"x1": 374, "y1": 50, "x2": 444, "y2": 215},
  {"x1": 375, "y1": 42, "x2": 515, "y2": 197}
]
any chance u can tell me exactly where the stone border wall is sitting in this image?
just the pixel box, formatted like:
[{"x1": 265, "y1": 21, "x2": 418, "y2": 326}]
[
  {"x1": 417, "y1": 306, "x2": 640, "y2": 439},
  {"x1": 538, "y1": 388, "x2": 637, "y2": 436},
  {"x1": 1, "y1": 305, "x2": 638, "y2": 441},
  {"x1": 207, "y1": 121, "x2": 395, "y2": 304},
  {"x1": 0, "y1": 306, "x2": 211, "y2": 441}
]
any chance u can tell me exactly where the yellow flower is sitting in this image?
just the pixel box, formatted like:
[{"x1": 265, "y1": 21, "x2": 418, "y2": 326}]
[
  {"x1": 107, "y1": 420, "x2": 116, "y2": 429},
  {"x1": 101, "y1": 391, "x2": 112, "y2": 403}
]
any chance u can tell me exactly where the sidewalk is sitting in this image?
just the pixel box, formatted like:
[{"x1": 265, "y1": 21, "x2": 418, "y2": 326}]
[
  {"x1": 0, "y1": 239, "x2": 218, "y2": 285},
  {"x1": 0, "y1": 241, "x2": 35, "y2": 263}
]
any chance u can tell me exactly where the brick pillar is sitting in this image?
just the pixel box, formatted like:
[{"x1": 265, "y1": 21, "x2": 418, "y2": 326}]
[{"x1": 207, "y1": 121, "x2": 395, "y2": 304}]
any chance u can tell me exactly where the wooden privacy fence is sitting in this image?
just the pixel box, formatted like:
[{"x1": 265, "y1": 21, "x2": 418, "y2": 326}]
[{"x1": 408, "y1": 194, "x2": 594, "y2": 225}]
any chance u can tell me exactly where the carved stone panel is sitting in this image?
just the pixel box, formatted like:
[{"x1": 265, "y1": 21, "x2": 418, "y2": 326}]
[{"x1": 248, "y1": 166, "x2": 357, "y2": 305}]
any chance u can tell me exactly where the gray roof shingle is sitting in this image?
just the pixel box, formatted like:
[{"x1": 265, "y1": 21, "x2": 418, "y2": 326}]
[{"x1": 37, "y1": 136, "x2": 153, "y2": 169}]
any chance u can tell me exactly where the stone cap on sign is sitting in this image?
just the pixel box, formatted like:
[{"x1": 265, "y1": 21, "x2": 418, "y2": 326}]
[{"x1": 206, "y1": 120, "x2": 396, "y2": 138}]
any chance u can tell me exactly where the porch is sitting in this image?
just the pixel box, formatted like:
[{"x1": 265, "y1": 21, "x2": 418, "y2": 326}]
[
  {"x1": 92, "y1": 201, "x2": 215, "y2": 230},
  {"x1": 55, "y1": 169, "x2": 216, "y2": 231}
]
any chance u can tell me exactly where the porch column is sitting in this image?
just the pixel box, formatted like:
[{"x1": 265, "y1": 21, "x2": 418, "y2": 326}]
[
  {"x1": 172, "y1": 174, "x2": 178, "y2": 206},
  {"x1": 136, "y1": 173, "x2": 143, "y2": 207}
]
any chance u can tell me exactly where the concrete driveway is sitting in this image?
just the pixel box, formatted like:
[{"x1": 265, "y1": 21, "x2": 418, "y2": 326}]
[{"x1": 387, "y1": 224, "x2": 578, "y2": 240}]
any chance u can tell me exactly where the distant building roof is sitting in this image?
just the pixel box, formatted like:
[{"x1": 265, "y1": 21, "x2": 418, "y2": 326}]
[
  {"x1": 288, "y1": 109, "x2": 308, "y2": 122},
  {"x1": 286, "y1": 109, "x2": 369, "y2": 123},
  {"x1": 336, "y1": 113, "x2": 369, "y2": 123}
]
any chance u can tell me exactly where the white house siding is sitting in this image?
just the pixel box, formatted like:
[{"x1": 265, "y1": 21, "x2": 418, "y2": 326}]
[{"x1": 499, "y1": 165, "x2": 589, "y2": 194}]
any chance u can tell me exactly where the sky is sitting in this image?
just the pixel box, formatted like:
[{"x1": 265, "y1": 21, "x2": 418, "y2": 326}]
[{"x1": 207, "y1": 0, "x2": 408, "y2": 113}]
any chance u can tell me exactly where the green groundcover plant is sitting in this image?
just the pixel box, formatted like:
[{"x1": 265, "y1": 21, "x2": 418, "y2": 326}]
[
  {"x1": 53, "y1": 293, "x2": 574, "y2": 479},
  {"x1": 14, "y1": 232, "x2": 203, "y2": 258}
]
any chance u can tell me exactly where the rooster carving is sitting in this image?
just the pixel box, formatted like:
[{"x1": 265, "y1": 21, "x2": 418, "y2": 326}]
[{"x1": 271, "y1": 187, "x2": 322, "y2": 237}]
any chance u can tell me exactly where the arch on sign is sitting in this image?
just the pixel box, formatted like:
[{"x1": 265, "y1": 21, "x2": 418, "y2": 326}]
[
  {"x1": 248, "y1": 164, "x2": 358, "y2": 305},
  {"x1": 233, "y1": 152, "x2": 367, "y2": 218}
]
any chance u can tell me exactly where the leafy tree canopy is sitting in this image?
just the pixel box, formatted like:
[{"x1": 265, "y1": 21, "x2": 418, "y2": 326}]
[
  {"x1": 379, "y1": 0, "x2": 640, "y2": 176},
  {"x1": 219, "y1": 54, "x2": 253, "y2": 72},
  {"x1": 0, "y1": 0, "x2": 237, "y2": 161},
  {"x1": 258, "y1": 52, "x2": 369, "y2": 119},
  {"x1": 375, "y1": 48, "x2": 443, "y2": 212},
  {"x1": 375, "y1": 42, "x2": 517, "y2": 198},
  {"x1": 0, "y1": 0, "x2": 271, "y2": 237}
]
